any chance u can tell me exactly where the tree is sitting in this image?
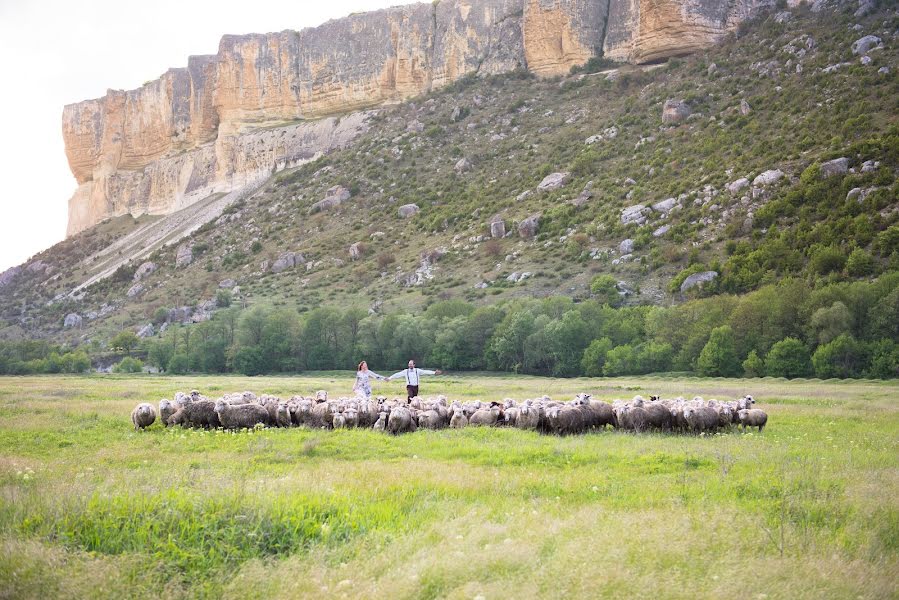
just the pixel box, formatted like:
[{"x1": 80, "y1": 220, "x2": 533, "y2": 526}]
[
  {"x1": 865, "y1": 339, "x2": 899, "y2": 379},
  {"x1": 764, "y1": 338, "x2": 812, "y2": 378},
  {"x1": 809, "y1": 301, "x2": 853, "y2": 345},
  {"x1": 742, "y1": 350, "x2": 765, "y2": 378},
  {"x1": 581, "y1": 337, "x2": 614, "y2": 377},
  {"x1": 868, "y1": 287, "x2": 899, "y2": 340},
  {"x1": 110, "y1": 330, "x2": 140, "y2": 355},
  {"x1": 147, "y1": 339, "x2": 174, "y2": 372},
  {"x1": 846, "y1": 248, "x2": 876, "y2": 277},
  {"x1": 811, "y1": 335, "x2": 865, "y2": 379},
  {"x1": 233, "y1": 347, "x2": 265, "y2": 376},
  {"x1": 215, "y1": 289, "x2": 232, "y2": 308},
  {"x1": 603, "y1": 344, "x2": 638, "y2": 376},
  {"x1": 544, "y1": 311, "x2": 591, "y2": 376},
  {"x1": 113, "y1": 356, "x2": 144, "y2": 373},
  {"x1": 167, "y1": 353, "x2": 189, "y2": 375},
  {"x1": 696, "y1": 325, "x2": 742, "y2": 377},
  {"x1": 590, "y1": 274, "x2": 622, "y2": 306},
  {"x1": 636, "y1": 341, "x2": 674, "y2": 374},
  {"x1": 487, "y1": 310, "x2": 537, "y2": 371}
]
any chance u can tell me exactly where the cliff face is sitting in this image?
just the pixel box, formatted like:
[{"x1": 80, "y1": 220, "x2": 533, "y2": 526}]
[{"x1": 63, "y1": 0, "x2": 770, "y2": 235}]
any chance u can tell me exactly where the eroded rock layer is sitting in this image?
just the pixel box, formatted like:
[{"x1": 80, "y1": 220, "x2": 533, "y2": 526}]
[{"x1": 63, "y1": 0, "x2": 769, "y2": 235}]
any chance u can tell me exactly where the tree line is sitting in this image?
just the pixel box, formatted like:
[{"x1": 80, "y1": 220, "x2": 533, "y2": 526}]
[
  {"x1": 0, "y1": 273, "x2": 896, "y2": 379},
  {"x1": 141, "y1": 273, "x2": 897, "y2": 379}
]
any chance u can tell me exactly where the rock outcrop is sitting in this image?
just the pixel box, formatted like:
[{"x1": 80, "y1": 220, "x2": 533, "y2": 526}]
[{"x1": 63, "y1": 0, "x2": 771, "y2": 235}]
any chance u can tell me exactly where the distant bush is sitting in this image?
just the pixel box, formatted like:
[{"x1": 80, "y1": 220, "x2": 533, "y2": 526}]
[{"x1": 113, "y1": 357, "x2": 144, "y2": 374}]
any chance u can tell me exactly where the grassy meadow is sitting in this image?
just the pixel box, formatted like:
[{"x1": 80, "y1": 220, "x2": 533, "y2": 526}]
[{"x1": 0, "y1": 373, "x2": 897, "y2": 599}]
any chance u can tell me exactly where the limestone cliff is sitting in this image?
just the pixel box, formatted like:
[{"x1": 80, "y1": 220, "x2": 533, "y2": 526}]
[{"x1": 63, "y1": 0, "x2": 771, "y2": 235}]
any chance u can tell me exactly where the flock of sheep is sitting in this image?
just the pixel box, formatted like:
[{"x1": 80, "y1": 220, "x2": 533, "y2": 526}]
[{"x1": 130, "y1": 391, "x2": 768, "y2": 435}]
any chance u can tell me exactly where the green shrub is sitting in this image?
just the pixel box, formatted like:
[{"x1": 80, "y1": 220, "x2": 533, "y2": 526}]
[
  {"x1": 696, "y1": 325, "x2": 741, "y2": 377},
  {"x1": 113, "y1": 357, "x2": 144, "y2": 374},
  {"x1": 167, "y1": 353, "x2": 189, "y2": 375},
  {"x1": 742, "y1": 350, "x2": 765, "y2": 377},
  {"x1": 846, "y1": 248, "x2": 876, "y2": 277},
  {"x1": 764, "y1": 337, "x2": 812, "y2": 378}
]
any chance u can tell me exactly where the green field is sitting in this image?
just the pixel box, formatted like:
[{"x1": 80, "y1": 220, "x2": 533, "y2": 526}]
[{"x1": 0, "y1": 374, "x2": 897, "y2": 599}]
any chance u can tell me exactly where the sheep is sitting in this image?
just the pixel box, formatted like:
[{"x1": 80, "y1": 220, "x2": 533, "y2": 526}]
[
  {"x1": 311, "y1": 401, "x2": 333, "y2": 429},
  {"x1": 169, "y1": 400, "x2": 221, "y2": 428},
  {"x1": 373, "y1": 411, "x2": 389, "y2": 431},
  {"x1": 684, "y1": 406, "x2": 719, "y2": 434},
  {"x1": 276, "y1": 402, "x2": 293, "y2": 428},
  {"x1": 131, "y1": 403, "x2": 156, "y2": 430},
  {"x1": 417, "y1": 409, "x2": 443, "y2": 430},
  {"x1": 469, "y1": 406, "x2": 500, "y2": 427},
  {"x1": 643, "y1": 402, "x2": 672, "y2": 431},
  {"x1": 737, "y1": 409, "x2": 767, "y2": 432},
  {"x1": 214, "y1": 400, "x2": 270, "y2": 429},
  {"x1": 515, "y1": 402, "x2": 541, "y2": 430},
  {"x1": 387, "y1": 405, "x2": 416, "y2": 434},
  {"x1": 315, "y1": 390, "x2": 328, "y2": 402},
  {"x1": 449, "y1": 406, "x2": 468, "y2": 428},
  {"x1": 158, "y1": 399, "x2": 176, "y2": 427},
  {"x1": 332, "y1": 412, "x2": 347, "y2": 429},
  {"x1": 550, "y1": 405, "x2": 586, "y2": 435}
]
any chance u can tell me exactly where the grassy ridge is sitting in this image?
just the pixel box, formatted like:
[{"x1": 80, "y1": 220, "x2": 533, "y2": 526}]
[{"x1": 0, "y1": 374, "x2": 897, "y2": 598}]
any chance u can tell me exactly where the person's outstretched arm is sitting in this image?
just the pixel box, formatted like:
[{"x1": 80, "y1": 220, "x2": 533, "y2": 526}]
[
  {"x1": 416, "y1": 368, "x2": 442, "y2": 376},
  {"x1": 386, "y1": 370, "x2": 405, "y2": 381},
  {"x1": 369, "y1": 370, "x2": 388, "y2": 381}
]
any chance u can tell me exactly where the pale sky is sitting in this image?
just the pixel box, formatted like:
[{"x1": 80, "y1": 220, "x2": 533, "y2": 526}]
[{"x1": 0, "y1": 0, "x2": 400, "y2": 272}]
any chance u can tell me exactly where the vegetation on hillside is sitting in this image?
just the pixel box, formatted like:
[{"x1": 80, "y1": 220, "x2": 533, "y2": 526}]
[{"x1": 0, "y1": 2, "x2": 896, "y2": 375}]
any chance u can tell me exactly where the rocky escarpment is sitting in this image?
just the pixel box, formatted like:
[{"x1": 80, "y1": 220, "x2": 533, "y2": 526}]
[{"x1": 63, "y1": 0, "x2": 771, "y2": 235}]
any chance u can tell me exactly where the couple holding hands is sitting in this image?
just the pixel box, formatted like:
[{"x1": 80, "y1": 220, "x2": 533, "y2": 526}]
[{"x1": 354, "y1": 360, "x2": 443, "y2": 402}]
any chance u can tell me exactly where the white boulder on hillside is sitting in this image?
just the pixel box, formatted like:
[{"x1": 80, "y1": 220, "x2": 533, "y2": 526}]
[
  {"x1": 349, "y1": 242, "x2": 364, "y2": 260},
  {"x1": 652, "y1": 198, "x2": 677, "y2": 214},
  {"x1": 619, "y1": 239, "x2": 635, "y2": 254},
  {"x1": 489, "y1": 216, "x2": 506, "y2": 239},
  {"x1": 398, "y1": 204, "x2": 420, "y2": 218},
  {"x1": 271, "y1": 252, "x2": 304, "y2": 273},
  {"x1": 310, "y1": 186, "x2": 351, "y2": 213},
  {"x1": 820, "y1": 157, "x2": 849, "y2": 177},
  {"x1": 537, "y1": 172, "x2": 570, "y2": 191},
  {"x1": 662, "y1": 99, "x2": 691, "y2": 124},
  {"x1": 727, "y1": 178, "x2": 750, "y2": 194},
  {"x1": 752, "y1": 169, "x2": 784, "y2": 186},
  {"x1": 175, "y1": 243, "x2": 193, "y2": 267},
  {"x1": 64, "y1": 313, "x2": 82, "y2": 328},
  {"x1": 621, "y1": 204, "x2": 651, "y2": 225},
  {"x1": 454, "y1": 158, "x2": 472, "y2": 174},
  {"x1": 680, "y1": 271, "x2": 718, "y2": 292},
  {"x1": 518, "y1": 215, "x2": 540, "y2": 239},
  {"x1": 851, "y1": 35, "x2": 882, "y2": 55},
  {"x1": 133, "y1": 261, "x2": 157, "y2": 281}
]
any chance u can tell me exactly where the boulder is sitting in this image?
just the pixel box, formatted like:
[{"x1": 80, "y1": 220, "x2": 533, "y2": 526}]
[
  {"x1": 133, "y1": 261, "x2": 157, "y2": 281},
  {"x1": 661, "y1": 99, "x2": 691, "y2": 124},
  {"x1": 175, "y1": 243, "x2": 193, "y2": 267},
  {"x1": 0, "y1": 266, "x2": 22, "y2": 288},
  {"x1": 819, "y1": 157, "x2": 849, "y2": 178},
  {"x1": 489, "y1": 216, "x2": 506, "y2": 239},
  {"x1": 537, "y1": 172, "x2": 570, "y2": 191},
  {"x1": 619, "y1": 239, "x2": 635, "y2": 254},
  {"x1": 516, "y1": 190, "x2": 532, "y2": 202},
  {"x1": 136, "y1": 323, "x2": 155, "y2": 338},
  {"x1": 652, "y1": 225, "x2": 670, "y2": 237},
  {"x1": 680, "y1": 271, "x2": 719, "y2": 293},
  {"x1": 851, "y1": 35, "x2": 882, "y2": 56},
  {"x1": 310, "y1": 186, "x2": 351, "y2": 213},
  {"x1": 126, "y1": 283, "x2": 145, "y2": 298},
  {"x1": 726, "y1": 178, "x2": 750, "y2": 194},
  {"x1": 752, "y1": 169, "x2": 784, "y2": 186},
  {"x1": 571, "y1": 181, "x2": 594, "y2": 207},
  {"x1": 349, "y1": 242, "x2": 364, "y2": 261},
  {"x1": 518, "y1": 215, "x2": 540, "y2": 239},
  {"x1": 407, "y1": 119, "x2": 425, "y2": 133},
  {"x1": 454, "y1": 158, "x2": 472, "y2": 174},
  {"x1": 652, "y1": 198, "x2": 677, "y2": 214},
  {"x1": 621, "y1": 204, "x2": 651, "y2": 225},
  {"x1": 271, "y1": 252, "x2": 304, "y2": 273},
  {"x1": 398, "y1": 204, "x2": 420, "y2": 218},
  {"x1": 740, "y1": 99, "x2": 752, "y2": 116},
  {"x1": 219, "y1": 279, "x2": 236, "y2": 288},
  {"x1": 63, "y1": 313, "x2": 82, "y2": 328}
]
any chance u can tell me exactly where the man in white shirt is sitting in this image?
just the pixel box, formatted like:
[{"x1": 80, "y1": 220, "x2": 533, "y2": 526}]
[{"x1": 387, "y1": 359, "x2": 442, "y2": 402}]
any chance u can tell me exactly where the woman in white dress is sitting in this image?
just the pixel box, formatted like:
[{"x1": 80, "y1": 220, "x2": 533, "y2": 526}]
[{"x1": 353, "y1": 361, "x2": 387, "y2": 399}]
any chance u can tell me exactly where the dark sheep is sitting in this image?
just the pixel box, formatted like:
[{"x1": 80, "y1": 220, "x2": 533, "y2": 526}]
[{"x1": 214, "y1": 400, "x2": 270, "y2": 429}]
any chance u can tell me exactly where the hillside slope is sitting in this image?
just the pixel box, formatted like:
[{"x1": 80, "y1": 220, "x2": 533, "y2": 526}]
[{"x1": 1, "y1": 0, "x2": 897, "y2": 347}]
